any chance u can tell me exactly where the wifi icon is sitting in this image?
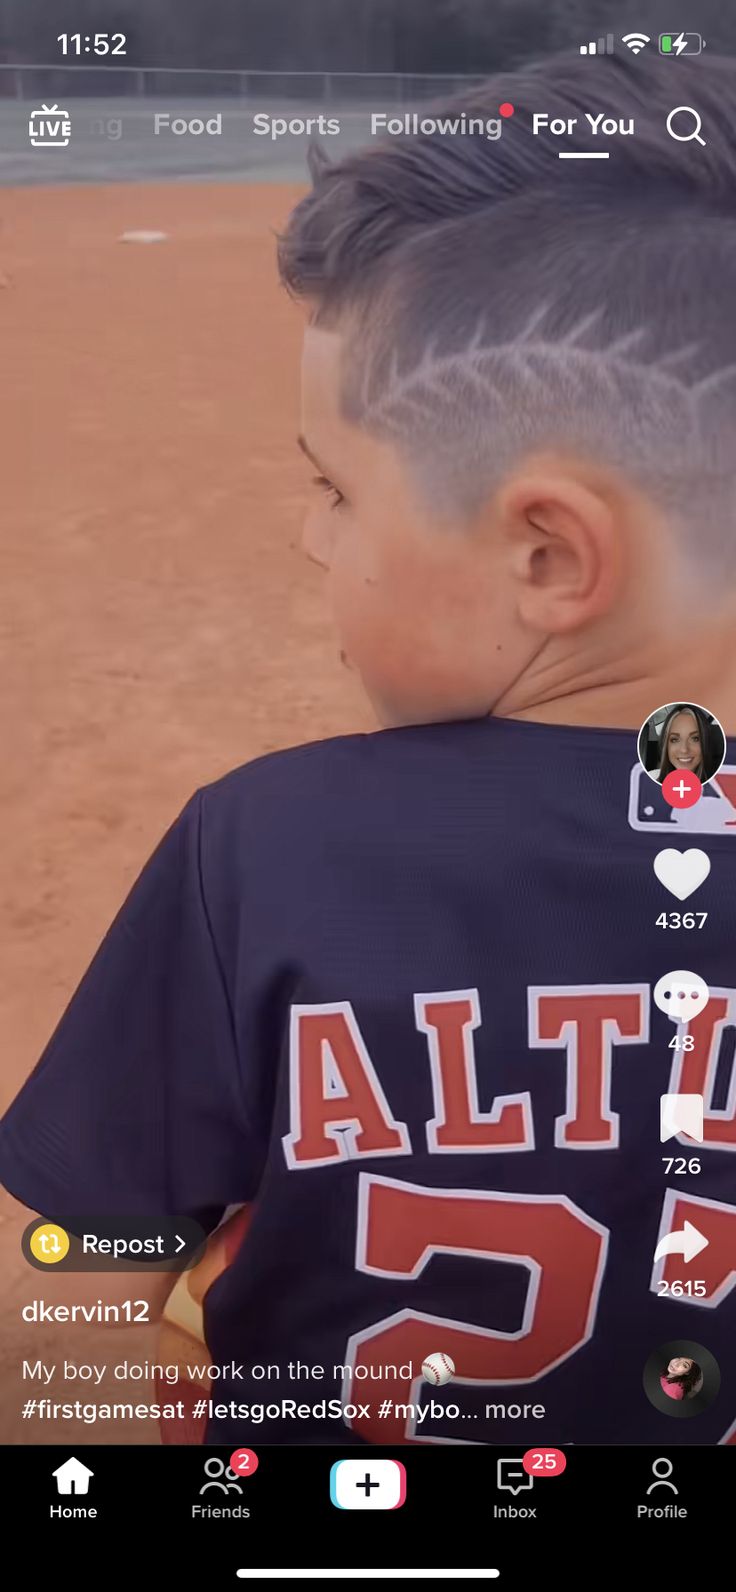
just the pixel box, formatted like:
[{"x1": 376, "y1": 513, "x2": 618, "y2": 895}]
[{"x1": 622, "y1": 32, "x2": 651, "y2": 53}]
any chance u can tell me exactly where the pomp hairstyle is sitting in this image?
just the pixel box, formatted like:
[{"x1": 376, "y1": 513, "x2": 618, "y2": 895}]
[{"x1": 279, "y1": 52, "x2": 736, "y2": 571}]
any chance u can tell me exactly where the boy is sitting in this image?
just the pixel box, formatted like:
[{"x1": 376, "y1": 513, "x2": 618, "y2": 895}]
[{"x1": 2, "y1": 50, "x2": 736, "y2": 1448}]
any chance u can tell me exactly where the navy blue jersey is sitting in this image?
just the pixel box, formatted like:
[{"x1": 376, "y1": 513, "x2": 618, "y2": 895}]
[{"x1": 2, "y1": 717, "x2": 735, "y2": 1447}]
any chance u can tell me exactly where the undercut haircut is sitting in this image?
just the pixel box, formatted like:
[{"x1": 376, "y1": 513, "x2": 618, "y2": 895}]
[{"x1": 278, "y1": 52, "x2": 736, "y2": 570}]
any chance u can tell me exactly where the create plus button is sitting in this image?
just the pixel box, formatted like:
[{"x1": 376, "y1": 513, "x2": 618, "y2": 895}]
[{"x1": 330, "y1": 1458, "x2": 406, "y2": 1510}]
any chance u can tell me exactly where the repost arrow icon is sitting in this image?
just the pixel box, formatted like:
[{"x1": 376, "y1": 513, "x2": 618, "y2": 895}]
[
  {"x1": 175, "y1": 1235, "x2": 187, "y2": 1254},
  {"x1": 654, "y1": 1220, "x2": 709, "y2": 1265}
]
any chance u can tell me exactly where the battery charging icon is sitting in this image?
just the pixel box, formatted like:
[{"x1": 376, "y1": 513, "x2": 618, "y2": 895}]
[{"x1": 659, "y1": 33, "x2": 704, "y2": 56}]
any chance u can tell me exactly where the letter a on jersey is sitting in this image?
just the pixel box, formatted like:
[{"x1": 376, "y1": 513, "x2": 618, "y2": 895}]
[{"x1": 283, "y1": 1002, "x2": 411, "y2": 1169}]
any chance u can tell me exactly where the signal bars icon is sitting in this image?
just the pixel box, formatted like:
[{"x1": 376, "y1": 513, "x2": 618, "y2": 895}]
[{"x1": 580, "y1": 33, "x2": 614, "y2": 55}]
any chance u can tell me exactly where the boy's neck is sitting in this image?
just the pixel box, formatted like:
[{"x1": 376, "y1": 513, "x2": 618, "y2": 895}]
[{"x1": 499, "y1": 624, "x2": 736, "y2": 734}]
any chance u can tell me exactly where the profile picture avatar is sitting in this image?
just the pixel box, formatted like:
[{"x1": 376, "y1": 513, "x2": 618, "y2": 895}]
[
  {"x1": 660, "y1": 1354, "x2": 703, "y2": 1401},
  {"x1": 637, "y1": 702, "x2": 726, "y2": 787},
  {"x1": 643, "y1": 1340, "x2": 720, "y2": 1419}
]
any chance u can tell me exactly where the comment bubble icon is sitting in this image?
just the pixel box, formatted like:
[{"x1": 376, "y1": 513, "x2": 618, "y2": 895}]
[
  {"x1": 496, "y1": 1457, "x2": 534, "y2": 1496},
  {"x1": 653, "y1": 970, "x2": 709, "y2": 1023}
]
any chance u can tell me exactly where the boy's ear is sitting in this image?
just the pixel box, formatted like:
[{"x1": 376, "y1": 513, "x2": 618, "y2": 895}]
[{"x1": 495, "y1": 468, "x2": 623, "y2": 634}]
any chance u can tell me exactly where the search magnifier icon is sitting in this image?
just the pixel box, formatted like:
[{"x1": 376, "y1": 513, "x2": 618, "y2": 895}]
[{"x1": 666, "y1": 106, "x2": 706, "y2": 145}]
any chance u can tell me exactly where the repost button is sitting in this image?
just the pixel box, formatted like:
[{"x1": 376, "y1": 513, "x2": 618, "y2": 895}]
[{"x1": 23, "y1": 1215, "x2": 206, "y2": 1271}]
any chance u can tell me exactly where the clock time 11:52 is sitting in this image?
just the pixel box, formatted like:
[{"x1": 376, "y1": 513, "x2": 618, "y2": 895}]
[{"x1": 58, "y1": 34, "x2": 127, "y2": 54}]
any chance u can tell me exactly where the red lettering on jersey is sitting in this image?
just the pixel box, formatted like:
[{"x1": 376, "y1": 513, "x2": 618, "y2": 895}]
[
  {"x1": 343, "y1": 1174, "x2": 607, "y2": 1444},
  {"x1": 416, "y1": 990, "x2": 533, "y2": 1153},
  {"x1": 653, "y1": 1190, "x2": 736, "y2": 1306},
  {"x1": 528, "y1": 986, "x2": 649, "y2": 1148},
  {"x1": 668, "y1": 991, "x2": 736, "y2": 1150},
  {"x1": 282, "y1": 1003, "x2": 411, "y2": 1170}
]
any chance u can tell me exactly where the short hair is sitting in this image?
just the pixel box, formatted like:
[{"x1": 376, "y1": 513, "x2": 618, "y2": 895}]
[{"x1": 279, "y1": 52, "x2": 736, "y2": 572}]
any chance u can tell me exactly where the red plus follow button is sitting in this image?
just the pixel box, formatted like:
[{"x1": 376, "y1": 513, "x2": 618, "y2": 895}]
[
  {"x1": 522, "y1": 1448, "x2": 566, "y2": 1477},
  {"x1": 662, "y1": 770, "x2": 702, "y2": 809}
]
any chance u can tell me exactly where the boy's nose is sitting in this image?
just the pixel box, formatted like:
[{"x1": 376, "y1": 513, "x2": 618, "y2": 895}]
[{"x1": 301, "y1": 512, "x2": 331, "y2": 571}]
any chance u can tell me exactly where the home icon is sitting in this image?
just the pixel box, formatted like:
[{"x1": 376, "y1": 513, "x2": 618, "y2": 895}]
[{"x1": 52, "y1": 1456, "x2": 94, "y2": 1495}]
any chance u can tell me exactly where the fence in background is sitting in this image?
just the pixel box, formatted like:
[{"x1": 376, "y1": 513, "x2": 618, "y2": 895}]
[{"x1": 0, "y1": 64, "x2": 484, "y2": 103}]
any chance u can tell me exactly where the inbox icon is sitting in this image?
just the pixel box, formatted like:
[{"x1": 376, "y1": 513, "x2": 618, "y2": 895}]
[{"x1": 330, "y1": 1459, "x2": 406, "y2": 1510}]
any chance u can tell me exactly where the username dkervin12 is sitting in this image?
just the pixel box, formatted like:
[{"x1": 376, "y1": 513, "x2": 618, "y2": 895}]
[{"x1": 251, "y1": 112, "x2": 502, "y2": 141}]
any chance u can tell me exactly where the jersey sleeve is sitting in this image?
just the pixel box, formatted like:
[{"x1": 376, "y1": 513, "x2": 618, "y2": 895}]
[{"x1": 0, "y1": 792, "x2": 256, "y2": 1228}]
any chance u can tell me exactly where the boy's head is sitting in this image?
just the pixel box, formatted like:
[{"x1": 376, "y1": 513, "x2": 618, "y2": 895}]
[{"x1": 279, "y1": 54, "x2": 736, "y2": 729}]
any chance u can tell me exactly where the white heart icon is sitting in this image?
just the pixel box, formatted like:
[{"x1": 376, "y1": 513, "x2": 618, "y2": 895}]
[{"x1": 653, "y1": 848, "x2": 711, "y2": 901}]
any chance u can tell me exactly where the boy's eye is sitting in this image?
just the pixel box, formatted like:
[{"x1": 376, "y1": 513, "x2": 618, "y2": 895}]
[{"x1": 312, "y1": 473, "x2": 345, "y2": 509}]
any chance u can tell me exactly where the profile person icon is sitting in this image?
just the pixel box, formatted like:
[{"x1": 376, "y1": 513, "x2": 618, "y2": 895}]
[{"x1": 646, "y1": 1458, "x2": 678, "y2": 1496}]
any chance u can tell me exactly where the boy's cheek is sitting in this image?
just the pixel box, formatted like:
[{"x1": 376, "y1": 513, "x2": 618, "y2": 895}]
[
  {"x1": 329, "y1": 537, "x2": 382, "y2": 631},
  {"x1": 330, "y1": 567, "x2": 409, "y2": 692},
  {"x1": 337, "y1": 596, "x2": 471, "y2": 722}
]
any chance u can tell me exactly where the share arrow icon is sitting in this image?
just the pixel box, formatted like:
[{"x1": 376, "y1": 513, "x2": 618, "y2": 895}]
[{"x1": 654, "y1": 1221, "x2": 709, "y2": 1265}]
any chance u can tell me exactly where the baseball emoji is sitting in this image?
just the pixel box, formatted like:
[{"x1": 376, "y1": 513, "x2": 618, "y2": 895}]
[{"x1": 421, "y1": 1352, "x2": 455, "y2": 1386}]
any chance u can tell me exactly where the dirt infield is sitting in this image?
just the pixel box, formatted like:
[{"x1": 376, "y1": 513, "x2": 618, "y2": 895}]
[{"x1": 0, "y1": 182, "x2": 373, "y2": 1441}]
